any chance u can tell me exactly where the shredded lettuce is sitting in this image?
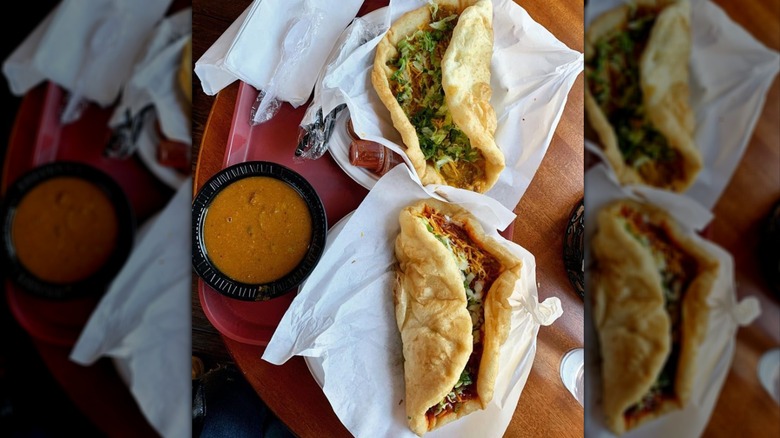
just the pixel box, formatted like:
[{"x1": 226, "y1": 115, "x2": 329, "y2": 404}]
[
  {"x1": 431, "y1": 369, "x2": 473, "y2": 416},
  {"x1": 430, "y1": 14, "x2": 457, "y2": 30},
  {"x1": 428, "y1": 0, "x2": 439, "y2": 18},
  {"x1": 585, "y1": 8, "x2": 677, "y2": 169},
  {"x1": 418, "y1": 212, "x2": 494, "y2": 418},
  {"x1": 618, "y1": 209, "x2": 688, "y2": 419},
  {"x1": 422, "y1": 216, "x2": 485, "y2": 334},
  {"x1": 421, "y1": 217, "x2": 453, "y2": 251},
  {"x1": 388, "y1": 5, "x2": 481, "y2": 172},
  {"x1": 622, "y1": 219, "x2": 650, "y2": 247},
  {"x1": 455, "y1": 368, "x2": 473, "y2": 389}
]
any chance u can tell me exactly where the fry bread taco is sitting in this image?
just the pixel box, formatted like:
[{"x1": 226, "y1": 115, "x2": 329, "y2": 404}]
[
  {"x1": 585, "y1": 0, "x2": 701, "y2": 192},
  {"x1": 394, "y1": 199, "x2": 521, "y2": 435},
  {"x1": 372, "y1": 0, "x2": 504, "y2": 193},
  {"x1": 591, "y1": 199, "x2": 718, "y2": 434}
]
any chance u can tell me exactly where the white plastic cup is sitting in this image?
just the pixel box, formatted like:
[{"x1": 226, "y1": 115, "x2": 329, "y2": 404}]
[
  {"x1": 758, "y1": 348, "x2": 780, "y2": 404},
  {"x1": 560, "y1": 347, "x2": 584, "y2": 406}
]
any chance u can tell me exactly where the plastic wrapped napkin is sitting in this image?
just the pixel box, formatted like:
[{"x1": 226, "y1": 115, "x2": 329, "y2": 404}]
[
  {"x1": 583, "y1": 165, "x2": 760, "y2": 438},
  {"x1": 263, "y1": 165, "x2": 563, "y2": 437},
  {"x1": 2, "y1": 0, "x2": 173, "y2": 109},
  {"x1": 194, "y1": 0, "x2": 363, "y2": 107},
  {"x1": 319, "y1": 0, "x2": 583, "y2": 211},
  {"x1": 70, "y1": 178, "x2": 192, "y2": 438},
  {"x1": 584, "y1": 0, "x2": 780, "y2": 209}
]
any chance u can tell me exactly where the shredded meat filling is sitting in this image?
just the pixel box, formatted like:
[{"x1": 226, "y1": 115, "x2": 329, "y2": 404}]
[
  {"x1": 618, "y1": 205, "x2": 698, "y2": 423},
  {"x1": 418, "y1": 206, "x2": 502, "y2": 423}
]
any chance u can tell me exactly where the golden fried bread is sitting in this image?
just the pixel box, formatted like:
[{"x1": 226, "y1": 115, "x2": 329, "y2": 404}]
[
  {"x1": 585, "y1": 0, "x2": 700, "y2": 192},
  {"x1": 592, "y1": 200, "x2": 718, "y2": 434},
  {"x1": 373, "y1": 0, "x2": 503, "y2": 193},
  {"x1": 394, "y1": 199, "x2": 520, "y2": 435}
]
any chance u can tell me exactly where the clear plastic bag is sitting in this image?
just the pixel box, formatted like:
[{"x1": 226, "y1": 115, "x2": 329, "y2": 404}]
[
  {"x1": 250, "y1": 2, "x2": 323, "y2": 125},
  {"x1": 105, "y1": 104, "x2": 154, "y2": 158},
  {"x1": 294, "y1": 104, "x2": 346, "y2": 161},
  {"x1": 293, "y1": 15, "x2": 384, "y2": 161}
]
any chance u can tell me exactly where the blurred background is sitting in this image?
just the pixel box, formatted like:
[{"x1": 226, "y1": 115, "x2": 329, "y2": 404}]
[
  {"x1": 1, "y1": 1, "x2": 191, "y2": 436},
  {"x1": 0, "y1": 4, "x2": 106, "y2": 437}
]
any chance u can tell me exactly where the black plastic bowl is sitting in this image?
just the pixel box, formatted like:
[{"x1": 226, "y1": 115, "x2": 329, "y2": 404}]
[
  {"x1": 0, "y1": 161, "x2": 135, "y2": 299},
  {"x1": 760, "y1": 198, "x2": 780, "y2": 295},
  {"x1": 192, "y1": 161, "x2": 327, "y2": 301}
]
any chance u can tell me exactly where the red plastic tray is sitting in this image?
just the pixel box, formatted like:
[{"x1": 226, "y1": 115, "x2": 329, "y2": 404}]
[
  {"x1": 2, "y1": 82, "x2": 172, "y2": 346},
  {"x1": 198, "y1": 82, "x2": 516, "y2": 346},
  {"x1": 197, "y1": 82, "x2": 369, "y2": 346}
]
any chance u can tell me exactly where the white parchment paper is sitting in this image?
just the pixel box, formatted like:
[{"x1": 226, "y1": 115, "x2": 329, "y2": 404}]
[
  {"x1": 584, "y1": 0, "x2": 780, "y2": 209},
  {"x1": 110, "y1": 8, "x2": 192, "y2": 145},
  {"x1": 70, "y1": 179, "x2": 192, "y2": 438},
  {"x1": 263, "y1": 165, "x2": 563, "y2": 438},
  {"x1": 108, "y1": 8, "x2": 191, "y2": 190},
  {"x1": 321, "y1": 0, "x2": 583, "y2": 211},
  {"x1": 583, "y1": 165, "x2": 761, "y2": 437}
]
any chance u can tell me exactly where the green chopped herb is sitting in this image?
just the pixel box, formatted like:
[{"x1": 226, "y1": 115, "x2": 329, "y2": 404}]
[
  {"x1": 454, "y1": 369, "x2": 472, "y2": 388},
  {"x1": 387, "y1": 5, "x2": 482, "y2": 177},
  {"x1": 585, "y1": 8, "x2": 678, "y2": 171}
]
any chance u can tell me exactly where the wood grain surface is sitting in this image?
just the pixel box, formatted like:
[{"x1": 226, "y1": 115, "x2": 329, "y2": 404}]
[
  {"x1": 702, "y1": 1, "x2": 780, "y2": 435},
  {"x1": 581, "y1": 0, "x2": 780, "y2": 436}
]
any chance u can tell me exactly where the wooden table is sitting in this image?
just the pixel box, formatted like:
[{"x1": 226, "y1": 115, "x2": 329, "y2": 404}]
[
  {"x1": 582, "y1": 1, "x2": 780, "y2": 436},
  {"x1": 702, "y1": 1, "x2": 780, "y2": 435},
  {"x1": 192, "y1": 0, "x2": 585, "y2": 436}
]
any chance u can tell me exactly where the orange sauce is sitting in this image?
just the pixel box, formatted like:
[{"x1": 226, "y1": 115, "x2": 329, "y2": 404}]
[
  {"x1": 203, "y1": 177, "x2": 313, "y2": 284},
  {"x1": 11, "y1": 177, "x2": 119, "y2": 284}
]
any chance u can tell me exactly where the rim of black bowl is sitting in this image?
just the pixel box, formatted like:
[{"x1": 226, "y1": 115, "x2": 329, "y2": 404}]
[
  {"x1": 563, "y1": 197, "x2": 585, "y2": 299},
  {"x1": 0, "y1": 161, "x2": 136, "y2": 300},
  {"x1": 192, "y1": 161, "x2": 328, "y2": 301}
]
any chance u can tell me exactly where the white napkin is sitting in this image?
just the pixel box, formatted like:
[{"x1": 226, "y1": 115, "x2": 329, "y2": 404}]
[
  {"x1": 322, "y1": 0, "x2": 583, "y2": 211},
  {"x1": 195, "y1": 0, "x2": 363, "y2": 107},
  {"x1": 583, "y1": 165, "x2": 761, "y2": 438},
  {"x1": 109, "y1": 7, "x2": 192, "y2": 145},
  {"x1": 105, "y1": 7, "x2": 191, "y2": 191},
  {"x1": 70, "y1": 178, "x2": 192, "y2": 438},
  {"x1": 2, "y1": 0, "x2": 173, "y2": 107},
  {"x1": 263, "y1": 165, "x2": 563, "y2": 437},
  {"x1": 584, "y1": 0, "x2": 780, "y2": 209}
]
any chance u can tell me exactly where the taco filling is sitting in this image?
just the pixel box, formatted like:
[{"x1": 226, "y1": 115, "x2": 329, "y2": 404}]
[
  {"x1": 617, "y1": 204, "x2": 697, "y2": 424},
  {"x1": 388, "y1": 4, "x2": 486, "y2": 189},
  {"x1": 417, "y1": 205, "x2": 502, "y2": 423},
  {"x1": 585, "y1": 6, "x2": 684, "y2": 185}
]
